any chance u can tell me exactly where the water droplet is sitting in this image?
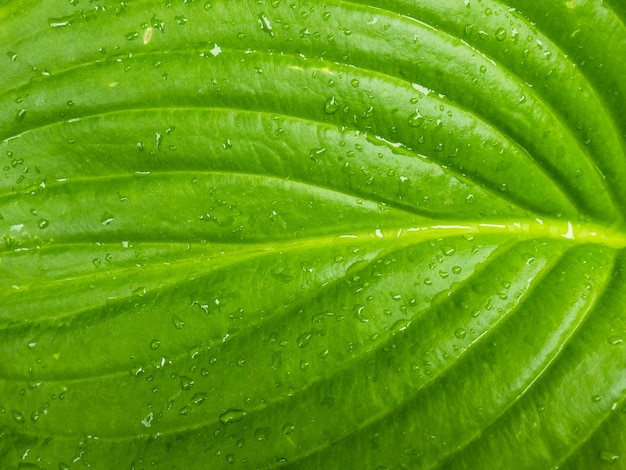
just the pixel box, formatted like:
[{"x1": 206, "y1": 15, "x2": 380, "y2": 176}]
[
  {"x1": 38, "y1": 219, "x2": 49, "y2": 229},
  {"x1": 297, "y1": 332, "x2": 313, "y2": 348},
  {"x1": 599, "y1": 450, "x2": 620, "y2": 463},
  {"x1": 180, "y1": 376, "x2": 194, "y2": 390},
  {"x1": 455, "y1": 328, "x2": 467, "y2": 339},
  {"x1": 607, "y1": 335, "x2": 623, "y2": 345},
  {"x1": 219, "y1": 408, "x2": 246, "y2": 425},
  {"x1": 441, "y1": 245, "x2": 456, "y2": 256},
  {"x1": 255, "y1": 427, "x2": 271, "y2": 441},
  {"x1": 172, "y1": 315, "x2": 185, "y2": 329},
  {"x1": 15, "y1": 108, "x2": 26, "y2": 123},
  {"x1": 324, "y1": 96, "x2": 340, "y2": 114},
  {"x1": 495, "y1": 27, "x2": 507, "y2": 41},
  {"x1": 479, "y1": 65, "x2": 487, "y2": 74},
  {"x1": 258, "y1": 14, "x2": 274, "y2": 36},
  {"x1": 408, "y1": 110, "x2": 424, "y2": 128},
  {"x1": 282, "y1": 422, "x2": 295, "y2": 434},
  {"x1": 351, "y1": 78, "x2": 359, "y2": 87},
  {"x1": 100, "y1": 212, "x2": 114, "y2": 226},
  {"x1": 150, "y1": 339, "x2": 161, "y2": 350},
  {"x1": 12, "y1": 409, "x2": 25, "y2": 423},
  {"x1": 322, "y1": 11, "x2": 331, "y2": 21},
  {"x1": 191, "y1": 392, "x2": 207, "y2": 406},
  {"x1": 141, "y1": 412, "x2": 154, "y2": 428},
  {"x1": 225, "y1": 454, "x2": 236, "y2": 464},
  {"x1": 178, "y1": 405, "x2": 191, "y2": 416}
]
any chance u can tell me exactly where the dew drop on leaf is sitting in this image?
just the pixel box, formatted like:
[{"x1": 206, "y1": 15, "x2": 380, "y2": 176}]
[
  {"x1": 191, "y1": 393, "x2": 207, "y2": 406},
  {"x1": 324, "y1": 96, "x2": 340, "y2": 114},
  {"x1": 455, "y1": 328, "x2": 467, "y2": 339},
  {"x1": 407, "y1": 110, "x2": 424, "y2": 128},
  {"x1": 219, "y1": 409, "x2": 247, "y2": 425},
  {"x1": 12, "y1": 409, "x2": 25, "y2": 423},
  {"x1": 255, "y1": 427, "x2": 271, "y2": 441},
  {"x1": 258, "y1": 14, "x2": 274, "y2": 36},
  {"x1": 150, "y1": 339, "x2": 161, "y2": 350},
  {"x1": 495, "y1": 27, "x2": 507, "y2": 41},
  {"x1": 100, "y1": 212, "x2": 114, "y2": 226},
  {"x1": 599, "y1": 450, "x2": 620, "y2": 464},
  {"x1": 172, "y1": 315, "x2": 185, "y2": 329},
  {"x1": 180, "y1": 376, "x2": 194, "y2": 390},
  {"x1": 297, "y1": 332, "x2": 313, "y2": 348}
]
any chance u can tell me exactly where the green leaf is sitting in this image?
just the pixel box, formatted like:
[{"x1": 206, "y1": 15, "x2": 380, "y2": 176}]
[{"x1": 1, "y1": 0, "x2": 625, "y2": 468}]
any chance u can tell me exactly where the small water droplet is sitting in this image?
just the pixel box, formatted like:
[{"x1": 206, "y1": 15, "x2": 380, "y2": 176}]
[
  {"x1": 12, "y1": 409, "x2": 25, "y2": 423},
  {"x1": 441, "y1": 245, "x2": 456, "y2": 256},
  {"x1": 258, "y1": 14, "x2": 274, "y2": 36},
  {"x1": 607, "y1": 335, "x2": 623, "y2": 345},
  {"x1": 141, "y1": 411, "x2": 154, "y2": 428},
  {"x1": 219, "y1": 408, "x2": 247, "y2": 425},
  {"x1": 38, "y1": 219, "x2": 49, "y2": 229},
  {"x1": 297, "y1": 332, "x2": 313, "y2": 348},
  {"x1": 180, "y1": 376, "x2": 194, "y2": 390},
  {"x1": 599, "y1": 450, "x2": 620, "y2": 463},
  {"x1": 324, "y1": 96, "x2": 340, "y2": 114},
  {"x1": 100, "y1": 212, "x2": 114, "y2": 226},
  {"x1": 172, "y1": 315, "x2": 185, "y2": 329},
  {"x1": 15, "y1": 108, "x2": 26, "y2": 123},
  {"x1": 408, "y1": 110, "x2": 424, "y2": 128},
  {"x1": 282, "y1": 422, "x2": 295, "y2": 434},
  {"x1": 178, "y1": 405, "x2": 192, "y2": 416},
  {"x1": 255, "y1": 427, "x2": 271, "y2": 441},
  {"x1": 455, "y1": 328, "x2": 467, "y2": 339},
  {"x1": 150, "y1": 339, "x2": 161, "y2": 350},
  {"x1": 495, "y1": 27, "x2": 507, "y2": 41},
  {"x1": 191, "y1": 393, "x2": 208, "y2": 406}
]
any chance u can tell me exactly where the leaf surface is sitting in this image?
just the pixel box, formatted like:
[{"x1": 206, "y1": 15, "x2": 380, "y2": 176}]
[{"x1": 1, "y1": 0, "x2": 625, "y2": 468}]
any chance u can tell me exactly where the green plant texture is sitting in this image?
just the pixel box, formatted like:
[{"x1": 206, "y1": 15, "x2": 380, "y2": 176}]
[{"x1": 1, "y1": 0, "x2": 625, "y2": 468}]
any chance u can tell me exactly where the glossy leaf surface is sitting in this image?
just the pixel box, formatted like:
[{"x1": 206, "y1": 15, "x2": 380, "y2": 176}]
[{"x1": 1, "y1": 0, "x2": 625, "y2": 468}]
